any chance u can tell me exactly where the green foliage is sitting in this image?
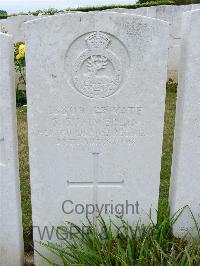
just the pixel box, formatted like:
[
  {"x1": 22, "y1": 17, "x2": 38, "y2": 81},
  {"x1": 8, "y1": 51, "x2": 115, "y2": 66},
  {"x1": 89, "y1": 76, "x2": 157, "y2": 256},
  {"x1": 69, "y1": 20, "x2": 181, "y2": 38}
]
[
  {"x1": 8, "y1": 1, "x2": 176, "y2": 17},
  {"x1": 31, "y1": 8, "x2": 60, "y2": 16},
  {"x1": 0, "y1": 10, "x2": 7, "y2": 19},
  {"x1": 167, "y1": 79, "x2": 178, "y2": 94},
  {"x1": 60, "y1": 0, "x2": 175, "y2": 12},
  {"x1": 6, "y1": 0, "x2": 200, "y2": 18},
  {"x1": 173, "y1": 0, "x2": 192, "y2": 4},
  {"x1": 137, "y1": 0, "x2": 200, "y2": 4},
  {"x1": 173, "y1": 0, "x2": 200, "y2": 3},
  {"x1": 16, "y1": 90, "x2": 27, "y2": 107},
  {"x1": 17, "y1": 106, "x2": 32, "y2": 253},
  {"x1": 158, "y1": 83, "x2": 177, "y2": 222},
  {"x1": 38, "y1": 213, "x2": 200, "y2": 265}
]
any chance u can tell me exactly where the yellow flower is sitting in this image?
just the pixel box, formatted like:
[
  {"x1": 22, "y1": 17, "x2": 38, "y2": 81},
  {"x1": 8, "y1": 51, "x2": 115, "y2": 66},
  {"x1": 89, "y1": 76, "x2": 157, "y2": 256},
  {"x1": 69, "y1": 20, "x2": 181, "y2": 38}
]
[
  {"x1": 16, "y1": 54, "x2": 22, "y2": 60},
  {"x1": 16, "y1": 44, "x2": 25, "y2": 60},
  {"x1": 19, "y1": 50, "x2": 25, "y2": 56},
  {"x1": 19, "y1": 44, "x2": 25, "y2": 53}
]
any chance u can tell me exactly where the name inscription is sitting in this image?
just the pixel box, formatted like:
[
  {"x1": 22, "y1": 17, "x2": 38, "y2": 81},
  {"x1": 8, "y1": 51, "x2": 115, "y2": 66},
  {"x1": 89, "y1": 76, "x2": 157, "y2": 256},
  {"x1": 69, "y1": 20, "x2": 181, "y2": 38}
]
[{"x1": 35, "y1": 105, "x2": 146, "y2": 146}]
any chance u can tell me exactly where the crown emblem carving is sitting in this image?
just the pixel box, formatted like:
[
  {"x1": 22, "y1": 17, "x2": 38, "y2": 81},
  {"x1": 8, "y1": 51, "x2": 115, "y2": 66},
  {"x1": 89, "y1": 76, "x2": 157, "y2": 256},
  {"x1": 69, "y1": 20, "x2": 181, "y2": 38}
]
[{"x1": 85, "y1": 32, "x2": 111, "y2": 49}]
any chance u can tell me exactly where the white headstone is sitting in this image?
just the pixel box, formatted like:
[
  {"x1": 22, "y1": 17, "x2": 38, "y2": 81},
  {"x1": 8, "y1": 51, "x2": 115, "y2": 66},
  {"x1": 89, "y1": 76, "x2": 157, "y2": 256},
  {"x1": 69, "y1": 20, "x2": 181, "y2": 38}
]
[
  {"x1": 105, "y1": 5, "x2": 198, "y2": 82},
  {"x1": 104, "y1": 7, "x2": 148, "y2": 16},
  {"x1": 0, "y1": 15, "x2": 34, "y2": 42},
  {"x1": 0, "y1": 33, "x2": 24, "y2": 265},
  {"x1": 191, "y1": 3, "x2": 200, "y2": 10},
  {"x1": 24, "y1": 13, "x2": 169, "y2": 263},
  {"x1": 170, "y1": 10, "x2": 200, "y2": 238}
]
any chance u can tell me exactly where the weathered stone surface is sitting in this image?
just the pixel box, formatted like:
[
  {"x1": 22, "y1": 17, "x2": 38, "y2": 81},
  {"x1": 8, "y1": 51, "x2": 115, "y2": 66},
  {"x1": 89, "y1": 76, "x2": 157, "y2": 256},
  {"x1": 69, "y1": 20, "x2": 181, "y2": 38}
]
[
  {"x1": 105, "y1": 7, "x2": 148, "y2": 16},
  {"x1": 0, "y1": 15, "x2": 34, "y2": 42},
  {"x1": 0, "y1": 15, "x2": 34, "y2": 91},
  {"x1": 0, "y1": 33, "x2": 24, "y2": 265},
  {"x1": 170, "y1": 9, "x2": 200, "y2": 238},
  {"x1": 24, "y1": 13, "x2": 168, "y2": 264},
  {"x1": 105, "y1": 4, "x2": 200, "y2": 82}
]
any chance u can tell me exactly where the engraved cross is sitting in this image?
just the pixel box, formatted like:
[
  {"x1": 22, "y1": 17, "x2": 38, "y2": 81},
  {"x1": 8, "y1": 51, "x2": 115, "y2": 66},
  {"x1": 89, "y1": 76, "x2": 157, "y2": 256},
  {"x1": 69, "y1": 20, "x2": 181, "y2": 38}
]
[{"x1": 67, "y1": 152, "x2": 124, "y2": 222}]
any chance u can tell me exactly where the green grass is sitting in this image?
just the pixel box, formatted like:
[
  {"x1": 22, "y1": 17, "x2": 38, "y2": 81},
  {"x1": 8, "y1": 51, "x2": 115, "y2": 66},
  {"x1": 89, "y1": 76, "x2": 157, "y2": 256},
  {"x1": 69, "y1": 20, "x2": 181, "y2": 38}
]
[
  {"x1": 158, "y1": 81, "x2": 177, "y2": 222},
  {"x1": 17, "y1": 105, "x2": 33, "y2": 252},
  {"x1": 38, "y1": 216, "x2": 200, "y2": 265},
  {"x1": 17, "y1": 83, "x2": 177, "y2": 254}
]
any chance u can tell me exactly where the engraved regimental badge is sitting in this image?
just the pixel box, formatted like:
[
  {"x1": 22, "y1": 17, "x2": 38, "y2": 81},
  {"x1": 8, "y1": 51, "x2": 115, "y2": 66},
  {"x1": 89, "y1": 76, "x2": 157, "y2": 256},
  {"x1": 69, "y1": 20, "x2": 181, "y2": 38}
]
[{"x1": 66, "y1": 31, "x2": 129, "y2": 99}]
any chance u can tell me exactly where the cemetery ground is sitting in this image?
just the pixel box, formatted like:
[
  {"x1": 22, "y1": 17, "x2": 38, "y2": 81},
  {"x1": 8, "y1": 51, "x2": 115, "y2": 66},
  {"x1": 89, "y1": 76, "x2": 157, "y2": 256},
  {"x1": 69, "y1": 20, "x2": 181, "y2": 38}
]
[{"x1": 16, "y1": 82, "x2": 178, "y2": 253}]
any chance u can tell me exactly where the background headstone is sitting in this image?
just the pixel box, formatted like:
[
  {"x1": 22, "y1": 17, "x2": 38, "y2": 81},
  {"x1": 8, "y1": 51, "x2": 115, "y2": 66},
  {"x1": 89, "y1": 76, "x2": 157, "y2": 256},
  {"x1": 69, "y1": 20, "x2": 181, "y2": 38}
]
[
  {"x1": 170, "y1": 9, "x2": 200, "y2": 238},
  {"x1": 105, "y1": 4, "x2": 200, "y2": 82},
  {"x1": 0, "y1": 15, "x2": 35, "y2": 91},
  {"x1": 24, "y1": 13, "x2": 168, "y2": 263},
  {"x1": 0, "y1": 33, "x2": 24, "y2": 265},
  {"x1": 0, "y1": 15, "x2": 34, "y2": 42}
]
